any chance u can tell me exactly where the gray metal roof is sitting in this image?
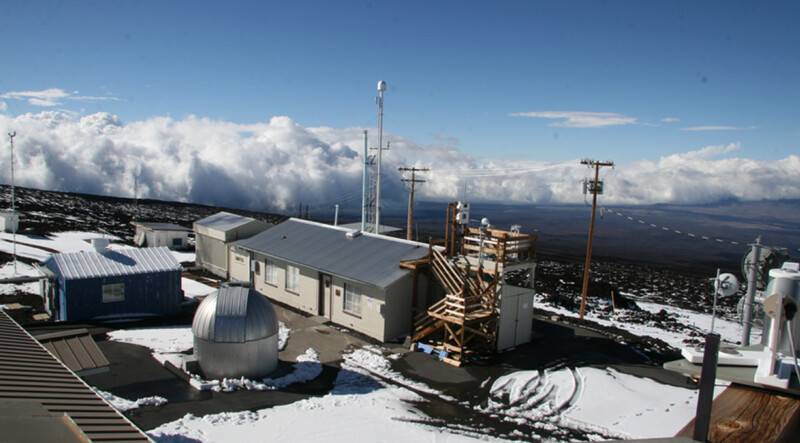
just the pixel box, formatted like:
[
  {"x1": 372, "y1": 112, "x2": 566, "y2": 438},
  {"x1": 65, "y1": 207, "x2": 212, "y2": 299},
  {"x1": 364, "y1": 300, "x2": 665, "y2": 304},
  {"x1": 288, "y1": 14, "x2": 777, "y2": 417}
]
[
  {"x1": 233, "y1": 218, "x2": 429, "y2": 289},
  {"x1": 44, "y1": 246, "x2": 182, "y2": 280},
  {"x1": 192, "y1": 286, "x2": 279, "y2": 343},
  {"x1": 194, "y1": 211, "x2": 257, "y2": 232},
  {"x1": 33, "y1": 329, "x2": 110, "y2": 377},
  {"x1": 131, "y1": 221, "x2": 191, "y2": 232},
  {"x1": 0, "y1": 310, "x2": 151, "y2": 442},
  {"x1": 338, "y1": 222, "x2": 402, "y2": 234}
]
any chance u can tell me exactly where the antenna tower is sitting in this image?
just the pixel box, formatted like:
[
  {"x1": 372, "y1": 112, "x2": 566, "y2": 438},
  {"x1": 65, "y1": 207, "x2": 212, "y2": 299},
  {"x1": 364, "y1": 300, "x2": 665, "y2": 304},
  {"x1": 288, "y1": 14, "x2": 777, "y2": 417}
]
[
  {"x1": 374, "y1": 80, "x2": 387, "y2": 234},
  {"x1": 8, "y1": 132, "x2": 17, "y2": 274}
]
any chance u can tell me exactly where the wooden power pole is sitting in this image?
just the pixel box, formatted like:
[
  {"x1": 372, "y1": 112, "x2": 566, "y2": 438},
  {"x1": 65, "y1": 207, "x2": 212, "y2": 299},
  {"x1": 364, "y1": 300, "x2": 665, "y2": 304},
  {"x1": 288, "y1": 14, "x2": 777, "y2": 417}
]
[
  {"x1": 399, "y1": 167, "x2": 428, "y2": 240},
  {"x1": 579, "y1": 158, "x2": 614, "y2": 319}
]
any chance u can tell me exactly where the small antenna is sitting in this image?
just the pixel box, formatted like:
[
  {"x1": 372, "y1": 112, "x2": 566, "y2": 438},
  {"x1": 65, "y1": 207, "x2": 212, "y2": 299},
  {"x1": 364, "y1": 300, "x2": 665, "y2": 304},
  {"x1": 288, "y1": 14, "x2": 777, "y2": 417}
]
[{"x1": 8, "y1": 131, "x2": 17, "y2": 275}]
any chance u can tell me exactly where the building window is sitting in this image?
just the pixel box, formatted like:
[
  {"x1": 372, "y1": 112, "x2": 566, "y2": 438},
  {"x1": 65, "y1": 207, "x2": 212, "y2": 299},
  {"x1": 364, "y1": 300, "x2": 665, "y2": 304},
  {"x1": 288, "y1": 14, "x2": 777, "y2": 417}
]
[
  {"x1": 344, "y1": 284, "x2": 361, "y2": 316},
  {"x1": 264, "y1": 259, "x2": 278, "y2": 285},
  {"x1": 102, "y1": 283, "x2": 124, "y2": 303},
  {"x1": 235, "y1": 255, "x2": 245, "y2": 263},
  {"x1": 172, "y1": 237, "x2": 182, "y2": 246},
  {"x1": 286, "y1": 265, "x2": 299, "y2": 293}
]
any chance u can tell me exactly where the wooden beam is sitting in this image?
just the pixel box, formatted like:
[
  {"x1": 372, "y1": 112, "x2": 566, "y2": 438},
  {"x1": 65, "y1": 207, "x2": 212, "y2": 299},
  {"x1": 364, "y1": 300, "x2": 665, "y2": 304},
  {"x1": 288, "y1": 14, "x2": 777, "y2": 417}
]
[{"x1": 676, "y1": 385, "x2": 800, "y2": 441}]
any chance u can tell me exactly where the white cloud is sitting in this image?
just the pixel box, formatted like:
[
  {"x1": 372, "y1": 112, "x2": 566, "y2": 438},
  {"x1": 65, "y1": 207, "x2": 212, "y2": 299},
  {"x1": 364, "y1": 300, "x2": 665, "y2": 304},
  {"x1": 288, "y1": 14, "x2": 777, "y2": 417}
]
[
  {"x1": 1, "y1": 88, "x2": 118, "y2": 107},
  {"x1": 509, "y1": 111, "x2": 638, "y2": 128},
  {"x1": 661, "y1": 117, "x2": 679, "y2": 123},
  {"x1": 0, "y1": 111, "x2": 797, "y2": 213},
  {"x1": 680, "y1": 125, "x2": 758, "y2": 131}
]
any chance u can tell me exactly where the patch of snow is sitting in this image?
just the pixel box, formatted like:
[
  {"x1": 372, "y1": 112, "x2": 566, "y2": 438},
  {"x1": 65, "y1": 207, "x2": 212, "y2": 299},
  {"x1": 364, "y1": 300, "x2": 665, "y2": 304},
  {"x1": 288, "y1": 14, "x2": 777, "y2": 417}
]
[
  {"x1": 191, "y1": 348, "x2": 322, "y2": 393},
  {"x1": 343, "y1": 345, "x2": 451, "y2": 399},
  {"x1": 106, "y1": 326, "x2": 194, "y2": 354},
  {"x1": 264, "y1": 348, "x2": 322, "y2": 389},
  {"x1": 92, "y1": 387, "x2": 167, "y2": 412},
  {"x1": 0, "y1": 261, "x2": 41, "y2": 294},
  {"x1": 181, "y1": 278, "x2": 217, "y2": 299}
]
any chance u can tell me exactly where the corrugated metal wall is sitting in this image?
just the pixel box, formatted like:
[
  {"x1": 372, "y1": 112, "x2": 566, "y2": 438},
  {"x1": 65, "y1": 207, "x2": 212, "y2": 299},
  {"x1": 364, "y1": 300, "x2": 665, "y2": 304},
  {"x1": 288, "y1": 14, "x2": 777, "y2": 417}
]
[{"x1": 60, "y1": 270, "x2": 182, "y2": 321}]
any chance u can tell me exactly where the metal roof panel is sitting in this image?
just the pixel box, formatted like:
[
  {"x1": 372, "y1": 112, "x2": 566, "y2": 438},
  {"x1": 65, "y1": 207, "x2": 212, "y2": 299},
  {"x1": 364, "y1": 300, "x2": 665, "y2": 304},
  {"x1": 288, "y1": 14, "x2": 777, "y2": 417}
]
[
  {"x1": 44, "y1": 247, "x2": 182, "y2": 280},
  {"x1": 193, "y1": 211, "x2": 257, "y2": 232},
  {"x1": 232, "y1": 219, "x2": 429, "y2": 289}
]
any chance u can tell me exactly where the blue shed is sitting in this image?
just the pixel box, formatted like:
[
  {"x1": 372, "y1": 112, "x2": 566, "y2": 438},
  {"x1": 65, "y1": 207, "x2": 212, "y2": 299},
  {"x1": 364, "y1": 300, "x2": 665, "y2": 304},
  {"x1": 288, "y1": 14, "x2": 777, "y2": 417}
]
[{"x1": 41, "y1": 245, "x2": 183, "y2": 321}]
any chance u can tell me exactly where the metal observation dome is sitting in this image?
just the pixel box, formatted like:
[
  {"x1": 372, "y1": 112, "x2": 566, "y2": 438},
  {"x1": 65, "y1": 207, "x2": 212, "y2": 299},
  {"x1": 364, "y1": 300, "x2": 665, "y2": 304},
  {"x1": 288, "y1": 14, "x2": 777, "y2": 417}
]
[{"x1": 192, "y1": 285, "x2": 279, "y2": 379}]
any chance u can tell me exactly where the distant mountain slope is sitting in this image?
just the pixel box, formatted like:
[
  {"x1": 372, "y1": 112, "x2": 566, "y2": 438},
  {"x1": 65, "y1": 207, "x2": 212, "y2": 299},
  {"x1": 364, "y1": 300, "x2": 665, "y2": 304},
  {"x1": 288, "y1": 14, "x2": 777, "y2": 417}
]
[
  {"x1": 0, "y1": 185, "x2": 288, "y2": 245},
  {"x1": 376, "y1": 200, "x2": 800, "y2": 274},
  {"x1": 2, "y1": 184, "x2": 797, "y2": 274}
]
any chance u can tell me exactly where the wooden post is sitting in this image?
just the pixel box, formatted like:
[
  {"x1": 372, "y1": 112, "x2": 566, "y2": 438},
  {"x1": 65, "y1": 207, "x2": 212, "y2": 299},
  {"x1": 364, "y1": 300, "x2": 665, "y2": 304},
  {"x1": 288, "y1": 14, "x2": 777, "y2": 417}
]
[
  {"x1": 579, "y1": 159, "x2": 613, "y2": 319},
  {"x1": 399, "y1": 167, "x2": 428, "y2": 241}
]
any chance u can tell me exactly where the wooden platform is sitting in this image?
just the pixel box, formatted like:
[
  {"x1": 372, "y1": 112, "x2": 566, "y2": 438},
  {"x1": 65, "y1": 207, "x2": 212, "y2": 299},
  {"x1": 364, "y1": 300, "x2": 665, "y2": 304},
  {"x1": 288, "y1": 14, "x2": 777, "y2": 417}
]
[{"x1": 676, "y1": 384, "x2": 800, "y2": 441}]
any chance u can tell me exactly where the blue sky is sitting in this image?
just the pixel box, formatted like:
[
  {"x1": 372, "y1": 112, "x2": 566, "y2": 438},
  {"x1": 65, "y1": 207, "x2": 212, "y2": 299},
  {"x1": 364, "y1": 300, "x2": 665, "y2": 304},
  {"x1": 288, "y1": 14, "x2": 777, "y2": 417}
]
[{"x1": 2, "y1": 1, "x2": 797, "y2": 165}]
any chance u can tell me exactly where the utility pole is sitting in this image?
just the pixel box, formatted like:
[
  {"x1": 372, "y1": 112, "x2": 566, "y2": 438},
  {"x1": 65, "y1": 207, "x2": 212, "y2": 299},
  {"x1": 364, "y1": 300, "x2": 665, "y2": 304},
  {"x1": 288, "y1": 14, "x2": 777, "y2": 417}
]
[
  {"x1": 579, "y1": 158, "x2": 614, "y2": 319},
  {"x1": 399, "y1": 167, "x2": 428, "y2": 241},
  {"x1": 8, "y1": 132, "x2": 17, "y2": 275}
]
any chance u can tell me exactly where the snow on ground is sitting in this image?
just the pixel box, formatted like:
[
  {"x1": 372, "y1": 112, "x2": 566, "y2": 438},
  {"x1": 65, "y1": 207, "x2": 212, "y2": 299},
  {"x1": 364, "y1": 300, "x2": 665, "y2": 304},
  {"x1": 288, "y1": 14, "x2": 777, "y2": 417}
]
[
  {"x1": 148, "y1": 347, "x2": 493, "y2": 443},
  {"x1": 107, "y1": 323, "x2": 291, "y2": 356},
  {"x1": 92, "y1": 387, "x2": 168, "y2": 412},
  {"x1": 107, "y1": 326, "x2": 195, "y2": 354},
  {"x1": 190, "y1": 348, "x2": 323, "y2": 392},
  {"x1": 534, "y1": 294, "x2": 761, "y2": 348},
  {"x1": 181, "y1": 278, "x2": 217, "y2": 299},
  {"x1": 108, "y1": 323, "x2": 717, "y2": 441},
  {"x1": 0, "y1": 232, "x2": 119, "y2": 260},
  {"x1": 0, "y1": 236, "x2": 53, "y2": 261},
  {"x1": 483, "y1": 366, "x2": 728, "y2": 440},
  {"x1": 343, "y1": 345, "x2": 453, "y2": 399},
  {"x1": 0, "y1": 261, "x2": 40, "y2": 295}
]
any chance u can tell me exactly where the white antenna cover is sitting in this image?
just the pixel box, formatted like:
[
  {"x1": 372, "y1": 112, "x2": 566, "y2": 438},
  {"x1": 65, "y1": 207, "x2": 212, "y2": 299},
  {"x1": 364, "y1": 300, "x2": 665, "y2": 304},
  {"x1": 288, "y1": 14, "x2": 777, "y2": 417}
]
[
  {"x1": 378, "y1": 80, "x2": 386, "y2": 91},
  {"x1": 715, "y1": 273, "x2": 740, "y2": 297}
]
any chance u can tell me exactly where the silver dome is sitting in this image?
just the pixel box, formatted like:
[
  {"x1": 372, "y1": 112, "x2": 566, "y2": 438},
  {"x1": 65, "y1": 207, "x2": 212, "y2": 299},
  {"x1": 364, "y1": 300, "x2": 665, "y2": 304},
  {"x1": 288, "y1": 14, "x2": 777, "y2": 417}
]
[{"x1": 192, "y1": 286, "x2": 279, "y2": 379}]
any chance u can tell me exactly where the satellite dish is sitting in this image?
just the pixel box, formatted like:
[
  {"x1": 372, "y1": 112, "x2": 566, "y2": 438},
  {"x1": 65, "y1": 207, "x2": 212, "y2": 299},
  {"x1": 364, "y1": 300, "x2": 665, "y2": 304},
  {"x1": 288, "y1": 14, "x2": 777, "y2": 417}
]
[
  {"x1": 715, "y1": 273, "x2": 740, "y2": 297},
  {"x1": 377, "y1": 80, "x2": 387, "y2": 92},
  {"x1": 742, "y1": 246, "x2": 790, "y2": 290}
]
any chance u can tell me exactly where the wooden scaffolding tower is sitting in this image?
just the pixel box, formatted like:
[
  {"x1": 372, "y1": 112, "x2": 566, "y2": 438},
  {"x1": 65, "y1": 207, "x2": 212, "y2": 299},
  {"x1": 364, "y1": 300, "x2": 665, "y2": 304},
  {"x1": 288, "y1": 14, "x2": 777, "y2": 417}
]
[{"x1": 412, "y1": 202, "x2": 537, "y2": 366}]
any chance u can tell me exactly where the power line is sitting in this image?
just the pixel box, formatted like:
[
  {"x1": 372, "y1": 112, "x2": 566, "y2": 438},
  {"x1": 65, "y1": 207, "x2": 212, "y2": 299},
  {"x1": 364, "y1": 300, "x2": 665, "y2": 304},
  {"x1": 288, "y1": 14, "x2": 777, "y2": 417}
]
[{"x1": 603, "y1": 206, "x2": 800, "y2": 253}]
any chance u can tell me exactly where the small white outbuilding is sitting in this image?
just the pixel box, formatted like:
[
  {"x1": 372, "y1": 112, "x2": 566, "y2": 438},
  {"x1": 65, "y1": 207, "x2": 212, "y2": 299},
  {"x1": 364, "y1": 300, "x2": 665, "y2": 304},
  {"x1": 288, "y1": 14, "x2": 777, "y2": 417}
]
[
  {"x1": 130, "y1": 221, "x2": 192, "y2": 250},
  {"x1": 0, "y1": 211, "x2": 19, "y2": 233},
  {"x1": 191, "y1": 285, "x2": 279, "y2": 379}
]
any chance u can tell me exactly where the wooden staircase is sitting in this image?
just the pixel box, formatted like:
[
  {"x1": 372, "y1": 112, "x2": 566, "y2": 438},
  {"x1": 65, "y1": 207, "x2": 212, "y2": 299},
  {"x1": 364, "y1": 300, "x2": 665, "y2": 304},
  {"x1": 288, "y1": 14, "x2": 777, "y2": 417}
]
[
  {"x1": 412, "y1": 245, "x2": 500, "y2": 365},
  {"x1": 411, "y1": 202, "x2": 537, "y2": 366}
]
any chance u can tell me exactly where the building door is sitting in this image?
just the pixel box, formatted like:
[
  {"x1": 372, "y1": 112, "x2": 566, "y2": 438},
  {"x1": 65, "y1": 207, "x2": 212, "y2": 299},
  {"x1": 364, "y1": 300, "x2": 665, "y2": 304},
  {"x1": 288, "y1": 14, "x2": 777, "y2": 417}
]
[{"x1": 319, "y1": 273, "x2": 332, "y2": 319}]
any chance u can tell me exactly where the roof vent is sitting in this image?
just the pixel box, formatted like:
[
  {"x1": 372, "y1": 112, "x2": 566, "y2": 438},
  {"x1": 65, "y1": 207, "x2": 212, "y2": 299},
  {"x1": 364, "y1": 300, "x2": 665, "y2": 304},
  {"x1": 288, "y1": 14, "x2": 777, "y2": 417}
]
[
  {"x1": 91, "y1": 238, "x2": 110, "y2": 251},
  {"x1": 346, "y1": 230, "x2": 362, "y2": 239}
]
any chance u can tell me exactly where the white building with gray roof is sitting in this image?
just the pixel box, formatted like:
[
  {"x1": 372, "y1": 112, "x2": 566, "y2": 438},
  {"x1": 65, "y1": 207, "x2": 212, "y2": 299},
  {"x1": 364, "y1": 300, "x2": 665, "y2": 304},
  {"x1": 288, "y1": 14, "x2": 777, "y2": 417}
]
[
  {"x1": 193, "y1": 211, "x2": 273, "y2": 278},
  {"x1": 229, "y1": 218, "x2": 433, "y2": 342}
]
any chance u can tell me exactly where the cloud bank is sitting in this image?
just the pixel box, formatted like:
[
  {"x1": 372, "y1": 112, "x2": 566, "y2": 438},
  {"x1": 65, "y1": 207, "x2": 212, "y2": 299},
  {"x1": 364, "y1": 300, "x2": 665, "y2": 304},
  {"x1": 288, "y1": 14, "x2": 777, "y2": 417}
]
[{"x1": 0, "y1": 111, "x2": 798, "y2": 214}]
